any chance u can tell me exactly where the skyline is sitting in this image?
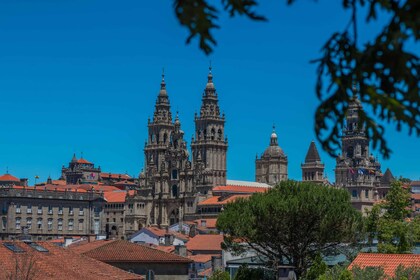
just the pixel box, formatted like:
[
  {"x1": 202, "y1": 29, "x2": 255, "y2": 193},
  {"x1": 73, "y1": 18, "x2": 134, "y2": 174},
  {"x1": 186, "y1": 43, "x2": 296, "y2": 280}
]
[{"x1": 0, "y1": 1, "x2": 419, "y2": 184}]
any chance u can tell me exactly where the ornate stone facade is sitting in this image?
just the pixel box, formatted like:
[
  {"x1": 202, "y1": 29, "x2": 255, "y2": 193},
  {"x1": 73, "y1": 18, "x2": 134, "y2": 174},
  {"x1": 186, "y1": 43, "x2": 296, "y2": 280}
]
[
  {"x1": 334, "y1": 96, "x2": 390, "y2": 212},
  {"x1": 125, "y1": 69, "x2": 227, "y2": 233},
  {"x1": 61, "y1": 155, "x2": 101, "y2": 184},
  {"x1": 255, "y1": 127, "x2": 288, "y2": 186}
]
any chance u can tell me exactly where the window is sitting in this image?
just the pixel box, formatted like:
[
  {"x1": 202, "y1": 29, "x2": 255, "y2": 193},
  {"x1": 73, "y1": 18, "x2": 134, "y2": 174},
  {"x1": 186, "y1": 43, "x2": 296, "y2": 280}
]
[
  {"x1": 15, "y1": 218, "x2": 21, "y2": 230},
  {"x1": 27, "y1": 205, "x2": 32, "y2": 214},
  {"x1": 68, "y1": 219, "x2": 74, "y2": 231},
  {"x1": 4, "y1": 243, "x2": 25, "y2": 253},
  {"x1": 79, "y1": 207, "x2": 84, "y2": 216},
  {"x1": 69, "y1": 206, "x2": 73, "y2": 215},
  {"x1": 37, "y1": 218, "x2": 43, "y2": 229},
  {"x1": 78, "y1": 219, "x2": 83, "y2": 231},
  {"x1": 47, "y1": 218, "x2": 53, "y2": 230},
  {"x1": 37, "y1": 205, "x2": 42, "y2": 214},
  {"x1": 48, "y1": 205, "x2": 53, "y2": 214},
  {"x1": 352, "y1": 190, "x2": 358, "y2": 198},
  {"x1": 16, "y1": 204, "x2": 21, "y2": 214},
  {"x1": 172, "y1": 170, "x2": 178, "y2": 180},
  {"x1": 171, "y1": 185, "x2": 178, "y2": 198},
  {"x1": 58, "y1": 219, "x2": 63, "y2": 231},
  {"x1": 26, "y1": 218, "x2": 32, "y2": 229},
  {"x1": 365, "y1": 190, "x2": 369, "y2": 199},
  {"x1": 27, "y1": 242, "x2": 48, "y2": 252},
  {"x1": 58, "y1": 206, "x2": 63, "y2": 215}
]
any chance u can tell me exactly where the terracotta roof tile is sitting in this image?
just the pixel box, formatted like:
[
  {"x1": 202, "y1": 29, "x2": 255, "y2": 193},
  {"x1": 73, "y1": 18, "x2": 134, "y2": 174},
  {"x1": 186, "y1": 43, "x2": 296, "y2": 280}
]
[
  {"x1": 104, "y1": 191, "x2": 128, "y2": 203},
  {"x1": 212, "y1": 185, "x2": 268, "y2": 194},
  {"x1": 348, "y1": 253, "x2": 420, "y2": 277},
  {"x1": 198, "y1": 194, "x2": 251, "y2": 206},
  {"x1": 76, "y1": 158, "x2": 92, "y2": 164},
  {"x1": 0, "y1": 241, "x2": 142, "y2": 280},
  {"x1": 186, "y1": 234, "x2": 224, "y2": 252},
  {"x1": 189, "y1": 254, "x2": 219, "y2": 263},
  {"x1": 101, "y1": 173, "x2": 132, "y2": 180},
  {"x1": 194, "y1": 219, "x2": 218, "y2": 229},
  {"x1": 0, "y1": 174, "x2": 20, "y2": 182},
  {"x1": 198, "y1": 267, "x2": 213, "y2": 277},
  {"x1": 73, "y1": 240, "x2": 192, "y2": 263}
]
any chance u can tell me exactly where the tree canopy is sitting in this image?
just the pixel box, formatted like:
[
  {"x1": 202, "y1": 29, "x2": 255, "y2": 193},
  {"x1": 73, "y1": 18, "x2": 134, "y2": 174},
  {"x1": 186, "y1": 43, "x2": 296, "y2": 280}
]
[
  {"x1": 173, "y1": 0, "x2": 420, "y2": 159},
  {"x1": 216, "y1": 180, "x2": 363, "y2": 278}
]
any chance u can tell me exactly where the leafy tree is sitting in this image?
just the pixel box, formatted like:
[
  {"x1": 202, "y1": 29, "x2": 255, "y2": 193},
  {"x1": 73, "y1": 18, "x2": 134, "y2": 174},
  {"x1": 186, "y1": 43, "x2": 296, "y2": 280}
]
[
  {"x1": 393, "y1": 265, "x2": 420, "y2": 280},
  {"x1": 233, "y1": 265, "x2": 275, "y2": 280},
  {"x1": 217, "y1": 180, "x2": 363, "y2": 278},
  {"x1": 302, "y1": 254, "x2": 328, "y2": 280},
  {"x1": 173, "y1": 0, "x2": 419, "y2": 159},
  {"x1": 365, "y1": 180, "x2": 415, "y2": 253},
  {"x1": 317, "y1": 265, "x2": 353, "y2": 280},
  {"x1": 208, "y1": 269, "x2": 230, "y2": 280},
  {"x1": 351, "y1": 266, "x2": 386, "y2": 280}
]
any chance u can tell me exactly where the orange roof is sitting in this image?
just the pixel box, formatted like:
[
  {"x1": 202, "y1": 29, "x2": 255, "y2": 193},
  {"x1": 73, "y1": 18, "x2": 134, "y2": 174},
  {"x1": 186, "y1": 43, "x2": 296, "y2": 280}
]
[
  {"x1": 114, "y1": 180, "x2": 136, "y2": 186},
  {"x1": 186, "y1": 234, "x2": 224, "y2": 252},
  {"x1": 189, "y1": 254, "x2": 219, "y2": 263},
  {"x1": 0, "y1": 174, "x2": 20, "y2": 182},
  {"x1": 212, "y1": 185, "x2": 268, "y2": 194},
  {"x1": 348, "y1": 253, "x2": 420, "y2": 277},
  {"x1": 198, "y1": 194, "x2": 251, "y2": 206},
  {"x1": 104, "y1": 191, "x2": 127, "y2": 203},
  {"x1": 198, "y1": 267, "x2": 213, "y2": 277},
  {"x1": 0, "y1": 241, "x2": 142, "y2": 279},
  {"x1": 154, "y1": 245, "x2": 176, "y2": 254},
  {"x1": 8, "y1": 185, "x2": 93, "y2": 193},
  {"x1": 194, "y1": 218, "x2": 218, "y2": 229},
  {"x1": 76, "y1": 158, "x2": 92, "y2": 164},
  {"x1": 73, "y1": 240, "x2": 192, "y2": 263}
]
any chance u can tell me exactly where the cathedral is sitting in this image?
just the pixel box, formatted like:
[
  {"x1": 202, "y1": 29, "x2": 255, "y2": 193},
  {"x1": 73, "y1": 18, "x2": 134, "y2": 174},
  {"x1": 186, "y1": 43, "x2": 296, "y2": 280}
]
[{"x1": 125, "y1": 67, "x2": 228, "y2": 233}]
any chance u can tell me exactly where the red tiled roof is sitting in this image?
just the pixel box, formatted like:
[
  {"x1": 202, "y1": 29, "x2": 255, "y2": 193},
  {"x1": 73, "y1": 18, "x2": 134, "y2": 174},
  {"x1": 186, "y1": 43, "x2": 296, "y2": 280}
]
[
  {"x1": 104, "y1": 191, "x2": 127, "y2": 203},
  {"x1": 198, "y1": 194, "x2": 251, "y2": 206},
  {"x1": 143, "y1": 227, "x2": 189, "y2": 240},
  {"x1": 73, "y1": 240, "x2": 192, "y2": 263},
  {"x1": 114, "y1": 180, "x2": 136, "y2": 186},
  {"x1": 348, "y1": 253, "x2": 420, "y2": 277},
  {"x1": 198, "y1": 267, "x2": 213, "y2": 277},
  {"x1": 0, "y1": 241, "x2": 142, "y2": 280},
  {"x1": 76, "y1": 158, "x2": 92, "y2": 164},
  {"x1": 9, "y1": 185, "x2": 91, "y2": 193},
  {"x1": 212, "y1": 185, "x2": 268, "y2": 194},
  {"x1": 194, "y1": 218, "x2": 218, "y2": 229},
  {"x1": 100, "y1": 173, "x2": 132, "y2": 180},
  {"x1": 189, "y1": 254, "x2": 219, "y2": 263},
  {"x1": 154, "y1": 245, "x2": 176, "y2": 254},
  {"x1": 186, "y1": 234, "x2": 224, "y2": 252},
  {"x1": 0, "y1": 174, "x2": 20, "y2": 182}
]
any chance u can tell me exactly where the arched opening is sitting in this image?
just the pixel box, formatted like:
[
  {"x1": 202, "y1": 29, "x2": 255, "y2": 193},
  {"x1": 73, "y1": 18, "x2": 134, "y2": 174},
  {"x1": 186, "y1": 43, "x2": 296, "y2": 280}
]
[
  {"x1": 171, "y1": 185, "x2": 178, "y2": 198},
  {"x1": 211, "y1": 128, "x2": 215, "y2": 140},
  {"x1": 169, "y1": 209, "x2": 179, "y2": 225},
  {"x1": 218, "y1": 129, "x2": 222, "y2": 140},
  {"x1": 163, "y1": 133, "x2": 168, "y2": 144}
]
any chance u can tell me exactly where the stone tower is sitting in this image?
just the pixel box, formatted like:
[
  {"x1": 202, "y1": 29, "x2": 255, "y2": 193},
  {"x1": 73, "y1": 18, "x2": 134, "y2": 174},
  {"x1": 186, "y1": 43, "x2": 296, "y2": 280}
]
[
  {"x1": 301, "y1": 141, "x2": 325, "y2": 183},
  {"x1": 255, "y1": 127, "x2": 288, "y2": 186},
  {"x1": 335, "y1": 96, "x2": 383, "y2": 212},
  {"x1": 132, "y1": 74, "x2": 196, "y2": 229},
  {"x1": 191, "y1": 67, "x2": 228, "y2": 188}
]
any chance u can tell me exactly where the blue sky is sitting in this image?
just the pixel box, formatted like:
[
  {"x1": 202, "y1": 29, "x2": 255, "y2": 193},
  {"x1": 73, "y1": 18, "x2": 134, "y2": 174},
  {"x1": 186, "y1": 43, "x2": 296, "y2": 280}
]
[{"x1": 0, "y1": 0, "x2": 418, "y2": 184}]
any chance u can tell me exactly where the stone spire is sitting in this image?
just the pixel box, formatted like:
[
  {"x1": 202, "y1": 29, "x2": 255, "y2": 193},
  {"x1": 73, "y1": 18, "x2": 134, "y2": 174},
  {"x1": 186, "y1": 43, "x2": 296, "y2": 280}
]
[
  {"x1": 71, "y1": 153, "x2": 77, "y2": 162},
  {"x1": 304, "y1": 141, "x2": 321, "y2": 163},
  {"x1": 153, "y1": 72, "x2": 172, "y2": 124}
]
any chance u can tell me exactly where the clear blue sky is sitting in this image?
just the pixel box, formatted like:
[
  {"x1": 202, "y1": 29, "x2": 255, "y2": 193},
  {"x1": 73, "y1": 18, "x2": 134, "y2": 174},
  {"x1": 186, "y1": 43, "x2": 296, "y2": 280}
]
[{"x1": 0, "y1": 0, "x2": 418, "y2": 185}]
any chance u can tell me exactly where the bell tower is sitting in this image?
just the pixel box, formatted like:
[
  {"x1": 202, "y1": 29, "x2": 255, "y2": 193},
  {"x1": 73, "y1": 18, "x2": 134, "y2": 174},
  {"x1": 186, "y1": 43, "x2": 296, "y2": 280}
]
[{"x1": 191, "y1": 67, "x2": 228, "y2": 187}]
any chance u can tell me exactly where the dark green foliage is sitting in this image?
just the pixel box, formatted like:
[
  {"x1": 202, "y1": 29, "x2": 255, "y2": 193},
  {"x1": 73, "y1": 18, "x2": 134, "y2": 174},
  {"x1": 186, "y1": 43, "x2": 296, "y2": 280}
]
[
  {"x1": 173, "y1": 0, "x2": 420, "y2": 159},
  {"x1": 365, "y1": 180, "x2": 416, "y2": 253},
  {"x1": 233, "y1": 265, "x2": 275, "y2": 280},
  {"x1": 351, "y1": 265, "x2": 386, "y2": 280},
  {"x1": 302, "y1": 254, "x2": 328, "y2": 280},
  {"x1": 208, "y1": 269, "x2": 230, "y2": 280},
  {"x1": 393, "y1": 265, "x2": 420, "y2": 280},
  {"x1": 217, "y1": 180, "x2": 363, "y2": 278}
]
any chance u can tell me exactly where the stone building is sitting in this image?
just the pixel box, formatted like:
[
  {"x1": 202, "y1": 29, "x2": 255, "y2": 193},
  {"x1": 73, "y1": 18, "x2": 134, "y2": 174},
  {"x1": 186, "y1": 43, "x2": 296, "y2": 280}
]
[
  {"x1": 334, "y1": 96, "x2": 389, "y2": 212},
  {"x1": 125, "y1": 68, "x2": 226, "y2": 233},
  {"x1": 301, "y1": 141, "x2": 325, "y2": 183},
  {"x1": 255, "y1": 127, "x2": 288, "y2": 186},
  {"x1": 61, "y1": 154, "x2": 101, "y2": 184},
  {"x1": 0, "y1": 186, "x2": 105, "y2": 240}
]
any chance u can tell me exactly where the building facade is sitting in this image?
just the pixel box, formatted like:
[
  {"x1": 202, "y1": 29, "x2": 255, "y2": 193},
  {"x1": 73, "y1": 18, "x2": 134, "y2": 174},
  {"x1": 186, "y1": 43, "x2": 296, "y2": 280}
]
[
  {"x1": 334, "y1": 96, "x2": 389, "y2": 212},
  {"x1": 125, "y1": 68, "x2": 227, "y2": 234},
  {"x1": 0, "y1": 186, "x2": 105, "y2": 240},
  {"x1": 255, "y1": 127, "x2": 288, "y2": 186}
]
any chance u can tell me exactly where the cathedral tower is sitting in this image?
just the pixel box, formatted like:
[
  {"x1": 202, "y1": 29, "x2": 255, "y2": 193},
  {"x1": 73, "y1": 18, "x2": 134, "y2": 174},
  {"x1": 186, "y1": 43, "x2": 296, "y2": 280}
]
[
  {"x1": 301, "y1": 141, "x2": 325, "y2": 183},
  {"x1": 335, "y1": 96, "x2": 382, "y2": 212},
  {"x1": 255, "y1": 127, "x2": 288, "y2": 186},
  {"x1": 191, "y1": 67, "x2": 228, "y2": 188}
]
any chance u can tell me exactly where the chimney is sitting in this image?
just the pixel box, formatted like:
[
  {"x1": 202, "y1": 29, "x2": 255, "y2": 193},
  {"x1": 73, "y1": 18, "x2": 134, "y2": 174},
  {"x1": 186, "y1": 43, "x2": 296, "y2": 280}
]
[
  {"x1": 175, "y1": 244, "x2": 187, "y2": 257},
  {"x1": 164, "y1": 234, "x2": 174, "y2": 246},
  {"x1": 64, "y1": 237, "x2": 73, "y2": 247},
  {"x1": 201, "y1": 219, "x2": 206, "y2": 228},
  {"x1": 211, "y1": 255, "x2": 222, "y2": 272}
]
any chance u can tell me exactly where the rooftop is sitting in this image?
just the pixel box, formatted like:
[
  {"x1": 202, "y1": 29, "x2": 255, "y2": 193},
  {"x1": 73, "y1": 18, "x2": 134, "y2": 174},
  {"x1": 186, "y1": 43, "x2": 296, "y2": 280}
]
[
  {"x1": 0, "y1": 241, "x2": 142, "y2": 280},
  {"x1": 186, "y1": 234, "x2": 224, "y2": 252},
  {"x1": 348, "y1": 253, "x2": 420, "y2": 277}
]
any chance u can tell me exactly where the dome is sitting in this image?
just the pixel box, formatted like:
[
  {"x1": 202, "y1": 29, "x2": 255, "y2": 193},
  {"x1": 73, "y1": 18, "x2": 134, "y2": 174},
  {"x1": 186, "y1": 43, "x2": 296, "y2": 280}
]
[
  {"x1": 262, "y1": 145, "x2": 285, "y2": 158},
  {"x1": 271, "y1": 131, "x2": 277, "y2": 139}
]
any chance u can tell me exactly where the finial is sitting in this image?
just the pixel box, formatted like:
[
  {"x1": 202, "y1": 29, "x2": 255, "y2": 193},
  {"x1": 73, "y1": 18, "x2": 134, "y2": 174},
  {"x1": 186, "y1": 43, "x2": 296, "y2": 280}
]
[
  {"x1": 81, "y1": 151, "x2": 84, "y2": 159},
  {"x1": 6, "y1": 166, "x2": 9, "y2": 174},
  {"x1": 209, "y1": 60, "x2": 212, "y2": 73},
  {"x1": 272, "y1": 123, "x2": 276, "y2": 133},
  {"x1": 207, "y1": 63, "x2": 213, "y2": 84},
  {"x1": 160, "y1": 68, "x2": 166, "y2": 90},
  {"x1": 162, "y1": 67, "x2": 165, "y2": 81}
]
